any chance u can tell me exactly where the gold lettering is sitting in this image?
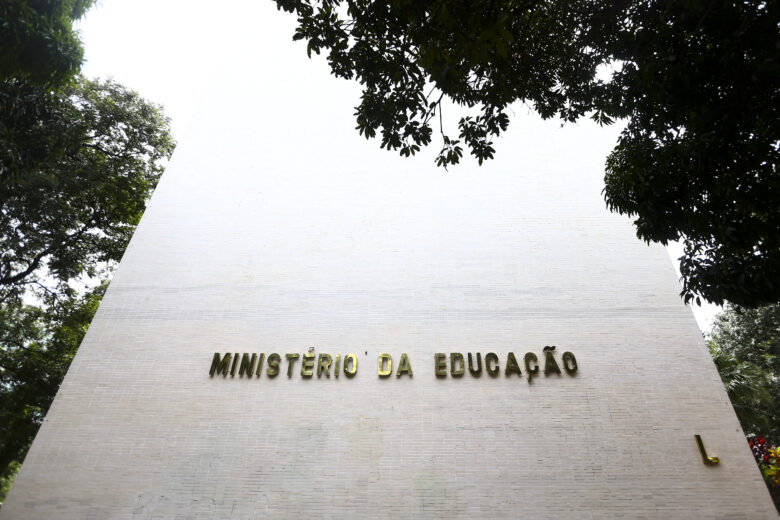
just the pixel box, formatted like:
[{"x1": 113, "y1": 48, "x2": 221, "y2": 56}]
[
  {"x1": 239, "y1": 353, "x2": 256, "y2": 377},
  {"x1": 255, "y1": 353, "x2": 265, "y2": 377},
  {"x1": 266, "y1": 353, "x2": 281, "y2": 377},
  {"x1": 285, "y1": 353, "x2": 300, "y2": 377},
  {"x1": 562, "y1": 351, "x2": 577, "y2": 375},
  {"x1": 230, "y1": 352, "x2": 239, "y2": 377},
  {"x1": 434, "y1": 353, "x2": 447, "y2": 377},
  {"x1": 301, "y1": 352, "x2": 315, "y2": 378},
  {"x1": 543, "y1": 346, "x2": 561, "y2": 376},
  {"x1": 378, "y1": 353, "x2": 392, "y2": 377},
  {"x1": 450, "y1": 353, "x2": 464, "y2": 377},
  {"x1": 505, "y1": 352, "x2": 522, "y2": 377},
  {"x1": 524, "y1": 352, "x2": 539, "y2": 383},
  {"x1": 334, "y1": 353, "x2": 341, "y2": 378},
  {"x1": 467, "y1": 353, "x2": 482, "y2": 376},
  {"x1": 317, "y1": 353, "x2": 332, "y2": 377},
  {"x1": 396, "y1": 353, "x2": 413, "y2": 377},
  {"x1": 343, "y1": 353, "x2": 357, "y2": 377},
  {"x1": 485, "y1": 353, "x2": 499, "y2": 377},
  {"x1": 209, "y1": 352, "x2": 231, "y2": 377}
]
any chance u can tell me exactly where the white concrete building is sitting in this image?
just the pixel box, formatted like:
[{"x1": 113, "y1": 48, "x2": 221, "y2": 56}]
[{"x1": 2, "y1": 3, "x2": 776, "y2": 517}]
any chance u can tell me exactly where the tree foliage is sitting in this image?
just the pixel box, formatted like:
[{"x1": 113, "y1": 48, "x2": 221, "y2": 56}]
[
  {"x1": 709, "y1": 303, "x2": 780, "y2": 512},
  {"x1": 274, "y1": 0, "x2": 780, "y2": 307},
  {"x1": 0, "y1": 283, "x2": 104, "y2": 502},
  {"x1": 0, "y1": 0, "x2": 174, "y2": 500},
  {"x1": 0, "y1": 77, "x2": 175, "y2": 298},
  {"x1": 708, "y1": 304, "x2": 780, "y2": 445},
  {"x1": 0, "y1": 0, "x2": 96, "y2": 88},
  {"x1": 0, "y1": 77, "x2": 173, "y2": 497},
  {"x1": 600, "y1": 2, "x2": 780, "y2": 308}
]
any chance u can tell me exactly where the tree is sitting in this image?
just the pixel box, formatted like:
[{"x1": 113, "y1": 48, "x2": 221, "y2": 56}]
[
  {"x1": 0, "y1": 77, "x2": 174, "y2": 498},
  {"x1": 708, "y1": 303, "x2": 780, "y2": 511},
  {"x1": 708, "y1": 304, "x2": 780, "y2": 445},
  {"x1": 273, "y1": 0, "x2": 780, "y2": 307},
  {"x1": 0, "y1": 76, "x2": 175, "y2": 298},
  {"x1": 0, "y1": 284, "x2": 105, "y2": 501},
  {"x1": 0, "y1": 0, "x2": 174, "y2": 500},
  {"x1": 0, "y1": 0, "x2": 96, "y2": 88}
]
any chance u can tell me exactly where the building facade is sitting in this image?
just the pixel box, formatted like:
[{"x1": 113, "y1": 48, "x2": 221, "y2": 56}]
[{"x1": 2, "y1": 11, "x2": 776, "y2": 517}]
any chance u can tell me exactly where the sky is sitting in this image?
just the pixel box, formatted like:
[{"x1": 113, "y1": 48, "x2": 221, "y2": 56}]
[{"x1": 74, "y1": 0, "x2": 722, "y2": 332}]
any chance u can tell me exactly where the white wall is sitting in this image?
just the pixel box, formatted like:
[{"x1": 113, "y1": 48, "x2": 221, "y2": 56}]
[{"x1": 2, "y1": 2, "x2": 771, "y2": 518}]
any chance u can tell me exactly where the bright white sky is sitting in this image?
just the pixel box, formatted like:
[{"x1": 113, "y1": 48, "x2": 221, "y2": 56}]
[{"x1": 74, "y1": 0, "x2": 722, "y2": 332}]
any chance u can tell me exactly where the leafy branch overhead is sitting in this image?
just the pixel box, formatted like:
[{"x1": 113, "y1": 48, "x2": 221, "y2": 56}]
[
  {"x1": 274, "y1": 0, "x2": 780, "y2": 308},
  {"x1": 278, "y1": 0, "x2": 603, "y2": 166},
  {"x1": 0, "y1": 77, "x2": 175, "y2": 302}
]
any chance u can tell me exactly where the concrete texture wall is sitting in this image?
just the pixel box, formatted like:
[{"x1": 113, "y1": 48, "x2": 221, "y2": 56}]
[{"x1": 2, "y1": 4, "x2": 776, "y2": 517}]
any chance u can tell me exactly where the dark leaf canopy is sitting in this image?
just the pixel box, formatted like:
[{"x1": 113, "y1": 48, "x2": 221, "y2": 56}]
[
  {"x1": 0, "y1": 0, "x2": 173, "y2": 496},
  {"x1": 0, "y1": 0, "x2": 96, "y2": 88},
  {"x1": 0, "y1": 283, "x2": 105, "y2": 494},
  {"x1": 708, "y1": 303, "x2": 780, "y2": 444},
  {"x1": 602, "y1": 1, "x2": 780, "y2": 307},
  {"x1": 0, "y1": 77, "x2": 175, "y2": 301},
  {"x1": 274, "y1": 0, "x2": 780, "y2": 307},
  {"x1": 0, "y1": 76, "x2": 173, "y2": 492},
  {"x1": 277, "y1": 0, "x2": 611, "y2": 166}
]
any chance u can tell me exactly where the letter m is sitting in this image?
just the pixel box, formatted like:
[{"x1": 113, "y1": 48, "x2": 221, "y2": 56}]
[{"x1": 210, "y1": 352, "x2": 232, "y2": 377}]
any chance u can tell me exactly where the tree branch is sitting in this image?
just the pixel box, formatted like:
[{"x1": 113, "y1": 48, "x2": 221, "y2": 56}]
[
  {"x1": 0, "y1": 222, "x2": 94, "y2": 287},
  {"x1": 0, "y1": 248, "x2": 49, "y2": 286}
]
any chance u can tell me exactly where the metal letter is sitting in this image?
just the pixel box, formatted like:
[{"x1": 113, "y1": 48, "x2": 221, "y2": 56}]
[
  {"x1": 505, "y1": 352, "x2": 522, "y2": 377},
  {"x1": 378, "y1": 353, "x2": 392, "y2": 377},
  {"x1": 524, "y1": 352, "x2": 539, "y2": 383},
  {"x1": 435, "y1": 353, "x2": 447, "y2": 377},
  {"x1": 286, "y1": 353, "x2": 300, "y2": 377},
  {"x1": 467, "y1": 353, "x2": 482, "y2": 377},
  {"x1": 344, "y1": 353, "x2": 357, "y2": 378},
  {"x1": 694, "y1": 435, "x2": 720, "y2": 465},
  {"x1": 450, "y1": 353, "x2": 464, "y2": 377},
  {"x1": 230, "y1": 352, "x2": 239, "y2": 377},
  {"x1": 543, "y1": 346, "x2": 561, "y2": 376},
  {"x1": 396, "y1": 353, "x2": 413, "y2": 377},
  {"x1": 301, "y1": 352, "x2": 315, "y2": 378},
  {"x1": 317, "y1": 353, "x2": 332, "y2": 377},
  {"x1": 485, "y1": 353, "x2": 500, "y2": 377},
  {"x1": 334, "y1": 353, "x2": 341, "y2": 378},
  {"x1": 562, "y1": 351, "x2": 577, "y2": 375},
  {"x1": 266, "y1": 353, "x2": 281, "y2": 377},
  {"x1": 239, "y1": 353, "x2": 256, "y2": 378},
  {"x1": 255, "y1": 353, "x2": 265, "y2": 377},
  {"x1": 210, "y1": 352, "x2": 231, "y2": 377}
]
